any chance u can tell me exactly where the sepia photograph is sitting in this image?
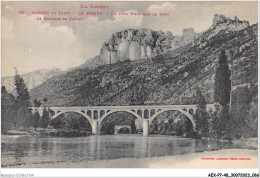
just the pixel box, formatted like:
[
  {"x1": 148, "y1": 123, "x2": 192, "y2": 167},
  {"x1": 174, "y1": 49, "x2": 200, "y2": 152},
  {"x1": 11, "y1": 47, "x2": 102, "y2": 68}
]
[{"x1": 1, "y1": 0, "x2": 259, "y2": 176}]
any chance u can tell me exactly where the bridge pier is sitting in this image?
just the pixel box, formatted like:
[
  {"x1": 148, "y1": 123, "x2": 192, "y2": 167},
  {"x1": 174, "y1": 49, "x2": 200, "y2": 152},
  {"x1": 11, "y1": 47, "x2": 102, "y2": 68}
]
[
  {"x1": 29, "y1": 104, "x2": 216, "y2": 135},
  {"x1": 92, "y1": 120, "x2": 99, "y2": 135},
  {"x1": 142, "y1": 120, "x2": 149, "y2": 137}
]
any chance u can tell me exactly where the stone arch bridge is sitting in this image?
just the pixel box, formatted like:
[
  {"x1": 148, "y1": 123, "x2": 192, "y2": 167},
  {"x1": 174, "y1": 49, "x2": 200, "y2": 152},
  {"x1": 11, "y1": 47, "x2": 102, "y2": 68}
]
[
  {"x1": 30, "y1": 104, "x2": 215, "y2": 136},
  {"x1": 114, "y1": 125, "x2": 131, "y2": 134}
]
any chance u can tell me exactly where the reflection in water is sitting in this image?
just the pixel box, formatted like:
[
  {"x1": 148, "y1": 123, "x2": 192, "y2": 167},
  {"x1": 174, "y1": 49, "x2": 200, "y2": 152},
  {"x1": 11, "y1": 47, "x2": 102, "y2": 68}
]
[
  {"x1": 14, "y1": 136, "x2": 31, "y2": 163},
  {"x1": 90, "y1": 136, "x2": 98, "y2": 160},
  {"x1": 140, "y1": 137, "x2": 149, "y2": 158},
  {"x1": 1, "y1": 134, "x2": 243, "y2": 167}
]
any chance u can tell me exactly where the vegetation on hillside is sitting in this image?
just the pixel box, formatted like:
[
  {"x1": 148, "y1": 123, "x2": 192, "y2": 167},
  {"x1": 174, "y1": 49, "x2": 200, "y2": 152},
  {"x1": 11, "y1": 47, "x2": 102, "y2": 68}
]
[
  {"x1": 2, "y1": 23, "x2": 258, "y2": 139},
  {"x1": 30, "y1": 24, "x2": 257, "y2": 108}
]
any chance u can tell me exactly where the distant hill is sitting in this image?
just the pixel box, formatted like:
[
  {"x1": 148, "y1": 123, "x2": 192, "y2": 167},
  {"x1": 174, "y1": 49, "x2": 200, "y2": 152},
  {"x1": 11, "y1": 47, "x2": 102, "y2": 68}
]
[
  {"x1": 68, "y1": 55, "x2": 103, "y2": 71},
  {"x1": 1, "y1": 68, "x2": 64, "y2": 94},
  {"x1": 30, "y1": 14, "x2": 258, "y2": 107}
]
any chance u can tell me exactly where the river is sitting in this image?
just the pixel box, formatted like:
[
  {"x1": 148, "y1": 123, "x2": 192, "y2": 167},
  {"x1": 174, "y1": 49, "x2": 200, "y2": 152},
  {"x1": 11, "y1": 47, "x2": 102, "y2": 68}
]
[{"x1": 1, "y1": 134, "x2": 246, "y2": 168}]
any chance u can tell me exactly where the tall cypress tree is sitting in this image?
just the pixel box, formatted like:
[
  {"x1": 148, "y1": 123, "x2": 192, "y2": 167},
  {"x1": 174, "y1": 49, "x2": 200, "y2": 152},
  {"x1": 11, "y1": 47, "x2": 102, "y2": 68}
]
[
  {"x1": 214, "y1": 50, "x2": 231, "y2": 107},
  {"x1": 195, "y1": 89, "x2": 209, "y2": 138},
  {"x1": 13, "y1": 69, "x2": 32, "y2": 127},
  {"x1": 14, "y1": 69, "x2": 30, "y2": 107}
]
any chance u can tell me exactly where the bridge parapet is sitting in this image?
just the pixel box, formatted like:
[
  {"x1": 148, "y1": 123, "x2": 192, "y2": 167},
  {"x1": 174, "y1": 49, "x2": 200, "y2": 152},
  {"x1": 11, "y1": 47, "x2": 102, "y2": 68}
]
[{"x1": 29, "y1": 104, "x2": 216, "y2": 136}]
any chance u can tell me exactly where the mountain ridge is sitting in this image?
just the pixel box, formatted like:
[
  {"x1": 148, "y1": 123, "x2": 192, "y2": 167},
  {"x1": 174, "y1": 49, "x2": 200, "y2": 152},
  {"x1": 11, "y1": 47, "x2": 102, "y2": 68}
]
[
  {"x1": 73, "y1": 14, "x2": 251, "y2": 71},
  {"x1": 29, "y1": 14, "x2": 257, "y2": 107},
  {"x1": 1, "y1": 68, "x2": 64, "y2": 94}
]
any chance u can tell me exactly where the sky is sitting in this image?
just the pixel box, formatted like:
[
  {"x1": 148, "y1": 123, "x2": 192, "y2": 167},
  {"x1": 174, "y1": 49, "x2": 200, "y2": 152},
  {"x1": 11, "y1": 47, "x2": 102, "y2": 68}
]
[{"x1": 1, "y1": 1, "x2": 258, "y2": 77}]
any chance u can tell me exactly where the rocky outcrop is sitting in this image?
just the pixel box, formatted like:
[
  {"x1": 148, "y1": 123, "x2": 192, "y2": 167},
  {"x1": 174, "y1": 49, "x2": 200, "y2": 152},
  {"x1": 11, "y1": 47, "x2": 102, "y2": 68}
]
[
  {"x1": 195, "y1": 14, "x2": 250, "y2": 47},
  {"x1": 1, "y1": 68, "x2": 63, "y2": 93},
  {"x1": 171, "y1": 28, "x2": 199, "y2": 50},
  {"x1": 100, "y1": 28, "x2": 199, "y2": 64},
  {"x1": 211, "y1": 14, "x2": 249, "y2": 35},
  {"x1": 30, "y1": 16, "x2": 257, "y2": 107},
  {"x1": 100, "y1": 14, "x2": 251, "y2": 65}
]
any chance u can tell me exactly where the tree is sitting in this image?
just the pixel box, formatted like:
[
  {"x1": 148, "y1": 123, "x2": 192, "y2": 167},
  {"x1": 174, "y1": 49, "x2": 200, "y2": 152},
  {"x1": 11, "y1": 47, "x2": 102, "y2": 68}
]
[
  {"x1": 14, "y1": 70, "x2": 30, "y2": 107},
  {"x1": 167, "y1": 118, "x2": 176, "y2": 134},
  {"x1": 33, "y1": 99, "x2": 42, "y2": 107},
  {"x1": 230, "y1": 86, "x2": 252, "y2": 139},
  {"x1": 214, "y1": 50, "x2": 231, "y2": 107},
  {"x1": 208, "y1": 103, "x2": 222, "y2": 140},
  {"x1": 168, "y1": 118, "x2": 174, "y2": 125},
  {"x1": 43, "y1": 97, "x2": 48, "y2": 103},
  {"x1": 17, "y1": 106, "x2": 33, "y2": 128},
  {"x1": 176, "y1": 120, "x2": 184, "y2": 136},
  {"x1": 130, "y1": 118, "x2": 137, "y2": 134},
  {"x1": 159, "y1": 119, "x2": 165, "y2": 134},
  {"x1": 13, "y1": 69, "x2": 32, "y2": 128},
  {"x1": 33, "y1": 111, "x2": 40, "y2": 131},
  {"x1": 32, "y1": 98, "x2": 42, "y2": 131},
  {"x1": 164, "y1": 122, "x2": 170, "y2": 134},
  {"x1": 218, "y1": 105, "x2": 233, "y2": 140},
  {"x1": 1, "y1": 86, "x2": 17, "y2": 132},
  {"x1": 150, "y1": 118, "x2": 159, "y2": 134},
  {"x1": 246, "y1": 96, "x2": 258, "y2": 137},
  {"x1": 41, "y1": 108, "x2": 50, "y2": 130},
  {"x1": 195, "y1": 89, "x2": 209, "y2": 138}
]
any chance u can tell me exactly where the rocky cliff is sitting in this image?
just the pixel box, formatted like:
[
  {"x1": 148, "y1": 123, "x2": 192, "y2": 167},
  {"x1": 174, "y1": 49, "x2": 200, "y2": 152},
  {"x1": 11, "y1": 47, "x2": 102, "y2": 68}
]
[
  {"x1": 99, "y1": 14, "x2": 250, "y2": 65},
  {"x1": 194, "y1": 14, "x2": 250, "y2": 48},
  {"x1": 1, "y1": 68, "x2": 63, "y2": 94},
  {"x1": 100, "y1": 28, "x2": 198, "y2": 64},
  {"x1": 30, "y1": 14, "x2": 257, "y2": 107}
]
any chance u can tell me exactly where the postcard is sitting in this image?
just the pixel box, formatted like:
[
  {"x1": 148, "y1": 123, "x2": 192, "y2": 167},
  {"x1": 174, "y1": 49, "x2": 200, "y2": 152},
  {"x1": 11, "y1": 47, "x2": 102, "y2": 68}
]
[{"x1": 1, "y1": 1, "x2": 258, "y2": 177}]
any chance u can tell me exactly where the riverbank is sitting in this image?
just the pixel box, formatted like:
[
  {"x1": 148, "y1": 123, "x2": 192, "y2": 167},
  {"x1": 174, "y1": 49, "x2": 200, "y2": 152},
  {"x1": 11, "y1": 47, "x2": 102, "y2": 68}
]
[
  {"x1": 3, "y1": 128, "x2": 91, "y2": 137},
  {"x1": 2, "y1": 129, "x2": 258, "y2": 149},
  {"x1": 3, "y1": 149, "x2": 257, "y2": 168},
  {"x1": 232, "y1": 137, "x2": 258, "y2": 149}
]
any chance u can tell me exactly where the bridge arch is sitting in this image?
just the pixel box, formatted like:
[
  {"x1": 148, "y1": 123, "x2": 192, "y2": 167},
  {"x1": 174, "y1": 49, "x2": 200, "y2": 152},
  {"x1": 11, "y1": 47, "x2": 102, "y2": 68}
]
[
  {"x1": 99, "y1": 110, "x2": 143, "y2": 128},
  {"x1": 51, "y1": 110, "x2": 93, "y2": 127},
  {"x1": 114, "y1": 125, "x2": 131, "y2": 134},
  {"x1": 118, "y1": 127, "x2": 131, "y2": 134},
  {"x1": 148, "y1": 108, "x2": 196, "y2": 130}
]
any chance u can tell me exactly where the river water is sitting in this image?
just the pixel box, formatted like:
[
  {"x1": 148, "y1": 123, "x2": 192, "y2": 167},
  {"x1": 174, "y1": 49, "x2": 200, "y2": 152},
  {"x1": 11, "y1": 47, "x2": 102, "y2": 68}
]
[{"x1": 1, "y1": 134, "x2": 245, "y2": 167}]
